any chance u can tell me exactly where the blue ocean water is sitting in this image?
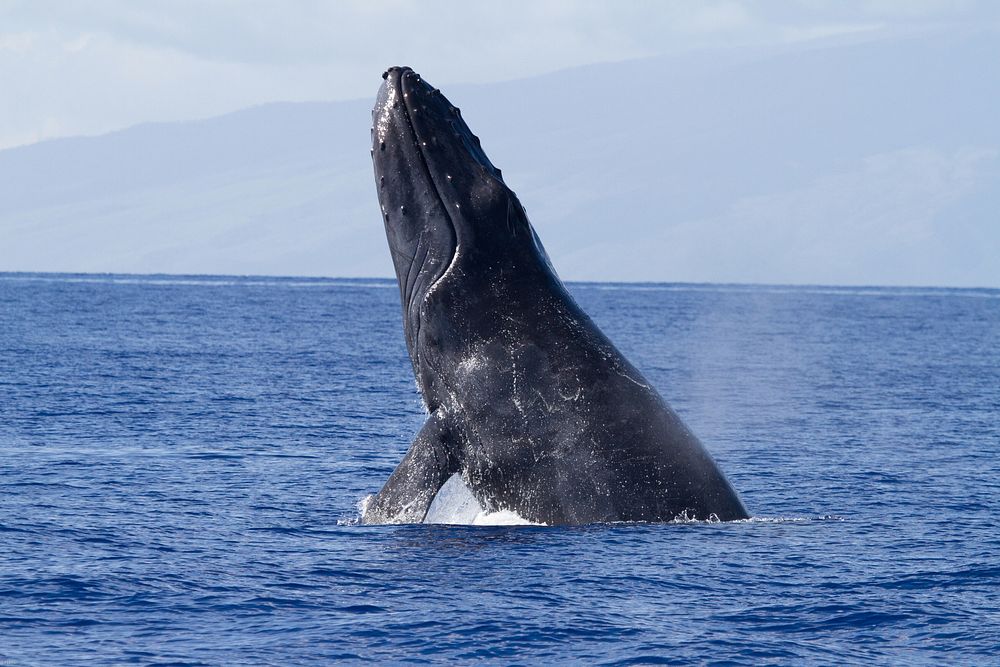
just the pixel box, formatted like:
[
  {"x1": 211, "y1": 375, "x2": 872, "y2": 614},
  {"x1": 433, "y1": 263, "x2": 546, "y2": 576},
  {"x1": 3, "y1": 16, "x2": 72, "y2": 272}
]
[{"x1": 1, "y1": 272, "x2": 998, "y2": 665}]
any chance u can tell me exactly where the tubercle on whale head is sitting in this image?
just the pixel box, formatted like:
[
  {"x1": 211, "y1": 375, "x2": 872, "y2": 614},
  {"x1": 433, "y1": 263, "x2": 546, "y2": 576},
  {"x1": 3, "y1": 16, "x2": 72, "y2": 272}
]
[{"x1": 372, "y1": 68, "x2": 546, "y2": 258}]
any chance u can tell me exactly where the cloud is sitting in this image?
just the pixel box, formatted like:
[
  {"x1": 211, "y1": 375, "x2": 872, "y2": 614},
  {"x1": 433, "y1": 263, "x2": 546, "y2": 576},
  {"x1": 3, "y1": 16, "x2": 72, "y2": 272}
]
[
  {"x1": 0, "y1": 31, "x2": 35, "y2": 53},
  {"x1": 1, "y1": 0, "x2": 998, "y2": 149},
  {"x1": 0, "y1": 28, "x2": 343, "y2": 148}
]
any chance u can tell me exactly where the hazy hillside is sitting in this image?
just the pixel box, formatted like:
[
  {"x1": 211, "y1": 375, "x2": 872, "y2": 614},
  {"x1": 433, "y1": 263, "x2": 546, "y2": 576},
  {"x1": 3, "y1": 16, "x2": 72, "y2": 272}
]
[{"x1": 2, "y1": 30, "x2": 998, "y2": 286}]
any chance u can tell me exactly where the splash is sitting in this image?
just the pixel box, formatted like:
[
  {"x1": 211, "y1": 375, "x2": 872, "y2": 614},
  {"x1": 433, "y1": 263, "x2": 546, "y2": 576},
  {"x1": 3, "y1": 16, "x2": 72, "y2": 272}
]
[
  {"x1": 733, "y1": 515, "x2": 845, "y2": 523},
  {"x1": 423, "y1": 474, "x2": 543, "y2": 526},
  {"x1": 352, "y1": 481, "x2": 838, "y2": 527},
  {"x1": 347, "y1": 477, "x2": 544, "y2": 526}
]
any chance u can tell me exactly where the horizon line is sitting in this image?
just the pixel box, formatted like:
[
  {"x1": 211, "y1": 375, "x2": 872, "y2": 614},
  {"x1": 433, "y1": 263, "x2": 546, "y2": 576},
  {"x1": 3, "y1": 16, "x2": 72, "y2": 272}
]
[{"x1": 2, "y1": 270, "x2": 997, "y2": 295}]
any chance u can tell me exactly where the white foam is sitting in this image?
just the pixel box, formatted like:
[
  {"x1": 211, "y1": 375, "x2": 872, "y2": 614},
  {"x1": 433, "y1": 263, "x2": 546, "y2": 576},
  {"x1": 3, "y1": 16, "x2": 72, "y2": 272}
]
[
  {"x1": 471, "y1": 509, "x2": 540, "y2": 526},
  {"x1": 731, "y1": 515, "x2": 843, "y2": 523},
  {"x1": 357, "y1": 494, "x2": 374, "y2": 518},
  {"x1": 423, "y1": 474, "x2": 543, "y2": 526}
]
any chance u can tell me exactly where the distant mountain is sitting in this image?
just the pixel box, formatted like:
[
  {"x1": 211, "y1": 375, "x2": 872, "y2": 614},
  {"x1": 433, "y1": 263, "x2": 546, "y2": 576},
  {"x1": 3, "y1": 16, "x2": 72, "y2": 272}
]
[{"x1": 2, "y1": 30, "x2": 998, "y2": 286}]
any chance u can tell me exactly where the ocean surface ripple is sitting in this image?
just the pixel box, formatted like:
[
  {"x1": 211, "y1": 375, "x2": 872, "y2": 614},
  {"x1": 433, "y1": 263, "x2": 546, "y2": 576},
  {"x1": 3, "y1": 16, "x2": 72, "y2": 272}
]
[{"x1": 1, "y1": 273, "x2": 998, "y2": 665}]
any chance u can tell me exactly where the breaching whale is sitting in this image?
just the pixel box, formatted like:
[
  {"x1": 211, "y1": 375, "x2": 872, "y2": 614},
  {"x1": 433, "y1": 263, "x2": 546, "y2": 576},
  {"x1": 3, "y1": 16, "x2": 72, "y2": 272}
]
[{"x1": 363, "y1": 66, "x2": 748, "y2": 525}]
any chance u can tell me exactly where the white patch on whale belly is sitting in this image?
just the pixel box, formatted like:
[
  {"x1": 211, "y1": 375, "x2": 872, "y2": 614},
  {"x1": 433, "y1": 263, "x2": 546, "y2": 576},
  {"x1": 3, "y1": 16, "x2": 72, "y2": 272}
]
[{"x1": 423, "y1": 474, "x2": 543, "y2": 526}]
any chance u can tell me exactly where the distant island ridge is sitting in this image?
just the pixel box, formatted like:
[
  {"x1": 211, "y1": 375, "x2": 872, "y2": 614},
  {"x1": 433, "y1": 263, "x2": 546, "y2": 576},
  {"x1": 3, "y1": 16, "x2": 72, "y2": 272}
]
[{"x1": 2, "y1": 31, "x2": 998, "y2": 288}]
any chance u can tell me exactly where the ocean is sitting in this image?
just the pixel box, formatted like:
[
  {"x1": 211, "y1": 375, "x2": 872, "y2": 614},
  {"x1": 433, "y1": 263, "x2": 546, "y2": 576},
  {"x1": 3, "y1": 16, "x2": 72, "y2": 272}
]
[{"x1": 1, "y1": 273, "x2": 997, "y2": 665}]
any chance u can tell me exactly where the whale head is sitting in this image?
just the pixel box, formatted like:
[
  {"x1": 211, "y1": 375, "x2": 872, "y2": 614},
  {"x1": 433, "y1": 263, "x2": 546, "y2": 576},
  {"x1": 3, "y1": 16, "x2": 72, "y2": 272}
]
[{"x1": 371, "y1": 66, "x2": 551, "y2": 377}]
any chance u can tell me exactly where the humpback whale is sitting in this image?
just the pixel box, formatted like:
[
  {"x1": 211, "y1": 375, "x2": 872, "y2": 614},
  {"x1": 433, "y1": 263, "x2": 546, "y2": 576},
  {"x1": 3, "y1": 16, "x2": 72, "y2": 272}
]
[{"x1": 363, "y1": 66, "x2": 748, "y2": 525}]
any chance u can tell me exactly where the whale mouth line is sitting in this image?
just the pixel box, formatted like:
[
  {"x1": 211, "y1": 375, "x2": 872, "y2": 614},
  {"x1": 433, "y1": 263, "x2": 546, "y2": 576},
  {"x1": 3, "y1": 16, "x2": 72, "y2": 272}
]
[{"x1": 391, "y1": 68, "x2": 460, "y2": 311}]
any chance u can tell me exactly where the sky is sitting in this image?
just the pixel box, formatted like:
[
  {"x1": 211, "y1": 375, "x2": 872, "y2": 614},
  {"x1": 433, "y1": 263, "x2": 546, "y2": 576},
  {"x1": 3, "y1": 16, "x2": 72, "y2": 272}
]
[
  {"x1": 2, "y1": 0, "x2": 998, "y2": 286},
  {"x1": 2, "y1": 0, "x2": 997, "y2": 150}
]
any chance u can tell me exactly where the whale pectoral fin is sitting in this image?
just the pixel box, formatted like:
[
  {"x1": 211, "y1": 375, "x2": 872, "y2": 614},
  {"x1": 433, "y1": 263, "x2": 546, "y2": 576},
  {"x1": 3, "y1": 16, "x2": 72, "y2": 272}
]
[{"x1": 362, "y1": 412, "x2": 456, "y2": 524}]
